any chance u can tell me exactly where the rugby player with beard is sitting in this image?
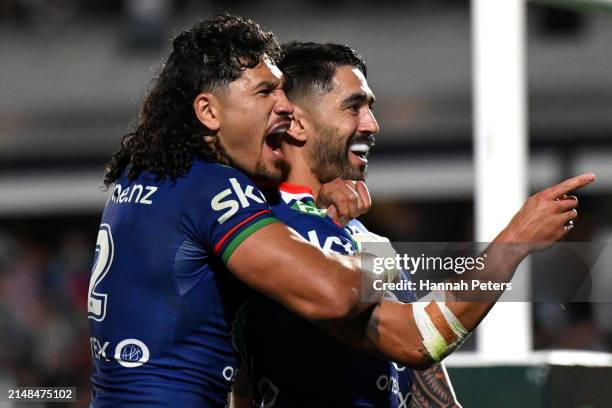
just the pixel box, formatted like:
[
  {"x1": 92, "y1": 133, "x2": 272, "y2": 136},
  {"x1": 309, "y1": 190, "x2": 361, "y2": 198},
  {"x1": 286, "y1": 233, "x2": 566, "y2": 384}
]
[
  {"x1": 232, "y1": 42, "x2": 460, "y2": 408},
  {"x1": 232, "y1": 42, "x2": 594, "y2": 407}
]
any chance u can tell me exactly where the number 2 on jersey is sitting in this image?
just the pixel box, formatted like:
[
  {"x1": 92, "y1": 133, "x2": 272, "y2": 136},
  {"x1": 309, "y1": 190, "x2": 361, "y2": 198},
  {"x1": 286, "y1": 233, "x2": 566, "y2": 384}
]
[{"x1": 88, "y1": 224, "x2": 114, "y2": 321}]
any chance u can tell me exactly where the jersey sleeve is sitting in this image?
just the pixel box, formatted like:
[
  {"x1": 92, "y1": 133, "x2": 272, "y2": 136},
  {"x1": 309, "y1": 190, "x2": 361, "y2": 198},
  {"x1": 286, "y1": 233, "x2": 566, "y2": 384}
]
[{"x1": 180, "y1": 166, "x2": 280, "y2": 263}]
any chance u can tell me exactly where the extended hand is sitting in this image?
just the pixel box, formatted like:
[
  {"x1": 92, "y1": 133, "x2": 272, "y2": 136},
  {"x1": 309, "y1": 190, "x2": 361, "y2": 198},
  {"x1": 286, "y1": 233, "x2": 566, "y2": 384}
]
[{"x1": 498, "y1": 173, "x2": 595, "y2": 251}]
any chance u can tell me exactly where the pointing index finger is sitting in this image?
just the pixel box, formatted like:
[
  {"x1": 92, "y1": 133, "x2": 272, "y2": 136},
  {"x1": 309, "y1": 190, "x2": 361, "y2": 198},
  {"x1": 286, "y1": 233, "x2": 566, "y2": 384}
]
[{"x1": 545, "y1": 173, "x2": 596, "y2": 199}]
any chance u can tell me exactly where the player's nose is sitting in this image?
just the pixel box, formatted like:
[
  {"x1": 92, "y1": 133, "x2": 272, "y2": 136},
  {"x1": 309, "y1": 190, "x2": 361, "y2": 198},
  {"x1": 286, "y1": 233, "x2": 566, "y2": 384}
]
[
  {"x1": 359, "y1": 109, "x2": 379, "y2": 135},
  {"x1": 274, "y1": 90, "x2": 294, "y2": 117}
]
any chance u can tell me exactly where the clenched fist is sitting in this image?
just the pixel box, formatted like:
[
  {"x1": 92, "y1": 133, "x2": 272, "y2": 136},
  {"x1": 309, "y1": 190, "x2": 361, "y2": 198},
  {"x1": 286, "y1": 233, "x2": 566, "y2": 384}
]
[{"x1": 316, "y1": 178, "x2": 372, "y2": 225}]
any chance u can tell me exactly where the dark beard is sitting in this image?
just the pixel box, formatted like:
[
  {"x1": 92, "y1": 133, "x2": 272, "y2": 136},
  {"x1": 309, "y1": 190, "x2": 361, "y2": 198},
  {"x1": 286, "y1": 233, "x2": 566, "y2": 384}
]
[
  {"x1": 251, "y1": 159, "x2": 291, "y2": 187},
  {"x1": 213, "y1": 136, "x2": 290, "y2": 186},
  {"x1": 310, "y1": 124, "x2": 367, "y2": 183}
]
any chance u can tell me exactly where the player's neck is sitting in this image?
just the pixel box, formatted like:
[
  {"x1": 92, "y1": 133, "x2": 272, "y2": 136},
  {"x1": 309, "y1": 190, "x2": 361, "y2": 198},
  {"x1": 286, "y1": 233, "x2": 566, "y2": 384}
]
[
  {"x1": 285, "y1": 170, "x2": 321, "y2": 200},
  {"x1": 283, "y1": 144, "x2": 322, "y2": 199}
]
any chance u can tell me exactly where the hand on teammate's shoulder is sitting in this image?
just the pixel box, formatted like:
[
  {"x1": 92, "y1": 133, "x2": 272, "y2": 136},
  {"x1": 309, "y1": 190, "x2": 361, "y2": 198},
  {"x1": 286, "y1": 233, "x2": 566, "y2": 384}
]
[{"x1": 317, "y1": 178, "x2": 371, "y2": 225}]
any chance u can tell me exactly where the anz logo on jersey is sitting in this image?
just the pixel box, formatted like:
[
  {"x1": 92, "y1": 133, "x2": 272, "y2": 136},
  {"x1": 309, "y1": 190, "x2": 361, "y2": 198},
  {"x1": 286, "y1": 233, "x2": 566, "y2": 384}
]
[
  {"x1": 108, "y1": 183, "x2": 158, "y2": 205},
  {"x1": 211, "y1": 178, "x2": 267, "y2": 224}
]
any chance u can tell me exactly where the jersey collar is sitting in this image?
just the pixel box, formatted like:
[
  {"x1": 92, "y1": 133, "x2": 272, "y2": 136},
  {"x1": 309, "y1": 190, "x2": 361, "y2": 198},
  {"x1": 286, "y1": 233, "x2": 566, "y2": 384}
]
[
  {"x1": 278, "y1": 182, "x2": 314, "y2": 196},
  {"x1": 279, "y1": 182, "x2": 347, "y2": 228},
  {"x1": 278, "y1": 183, "x2": 315, "y2": 205}
]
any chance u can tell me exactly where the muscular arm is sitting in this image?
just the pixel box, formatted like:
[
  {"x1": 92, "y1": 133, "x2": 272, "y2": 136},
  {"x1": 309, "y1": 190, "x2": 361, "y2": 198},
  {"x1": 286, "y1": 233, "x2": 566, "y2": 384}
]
[
  {"x1": 227, "y1": 174, "x2": 592, "y2": 367},
  {"x1": 227, "y1": 222, "x2": 381, "y2": 322},
  {"x1": 325, "y1": 174, "x2": 594, "y2": 368}
]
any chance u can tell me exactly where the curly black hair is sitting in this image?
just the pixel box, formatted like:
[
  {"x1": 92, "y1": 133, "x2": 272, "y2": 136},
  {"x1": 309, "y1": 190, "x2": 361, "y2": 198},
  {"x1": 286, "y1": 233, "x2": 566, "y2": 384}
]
[
  {"x1": 103, "y1": 14, "x2": 281, "y2": 187},
  {"x1": 279, "y1": 42, "x2": 367, "y2": 100}
]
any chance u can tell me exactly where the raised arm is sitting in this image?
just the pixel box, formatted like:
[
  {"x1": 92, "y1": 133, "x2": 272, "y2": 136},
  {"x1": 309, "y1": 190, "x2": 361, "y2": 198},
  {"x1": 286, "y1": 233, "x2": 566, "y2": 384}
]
[{"x1": 325, "y1": 173, "x2": 595, "y2": 368}]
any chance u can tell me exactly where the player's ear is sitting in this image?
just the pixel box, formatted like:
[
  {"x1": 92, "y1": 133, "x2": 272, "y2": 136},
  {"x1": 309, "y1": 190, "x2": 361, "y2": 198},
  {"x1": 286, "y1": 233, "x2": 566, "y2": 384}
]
[
  {"x1": 286, "y1": 107, "x2": 308, "y2": 143},
  {"x1": 194, "y1": 93, "x2": 220, "y2": 132}
]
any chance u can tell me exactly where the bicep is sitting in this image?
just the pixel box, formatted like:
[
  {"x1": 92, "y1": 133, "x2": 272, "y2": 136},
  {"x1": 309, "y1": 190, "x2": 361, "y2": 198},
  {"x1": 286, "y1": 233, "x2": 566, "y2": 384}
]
[{"x1": 226, "y1": 222, "x2": 362, "y2": 322}]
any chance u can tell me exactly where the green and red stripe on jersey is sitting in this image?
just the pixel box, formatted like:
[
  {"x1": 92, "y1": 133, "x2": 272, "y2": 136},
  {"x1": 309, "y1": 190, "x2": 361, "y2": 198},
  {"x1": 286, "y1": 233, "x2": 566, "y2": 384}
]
[{"x1": 213, "y1": 209, "x2": 279, "y2": 263}]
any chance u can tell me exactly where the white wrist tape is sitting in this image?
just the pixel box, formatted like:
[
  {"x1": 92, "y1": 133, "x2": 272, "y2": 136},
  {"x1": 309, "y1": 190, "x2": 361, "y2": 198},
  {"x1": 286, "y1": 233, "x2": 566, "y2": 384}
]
[
  {"x1": 412, "y1": 301, "x2": 470, "y2": 362},
  {"x1": 436, "y1": 301, "x2": 469, "y2": 341}
]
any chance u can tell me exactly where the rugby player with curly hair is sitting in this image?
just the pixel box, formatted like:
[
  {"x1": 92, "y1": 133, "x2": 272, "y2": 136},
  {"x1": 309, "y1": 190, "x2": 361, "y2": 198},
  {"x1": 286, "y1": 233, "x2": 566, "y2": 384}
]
[{"x1": 90, "y1": 15, "x2": 377, "y2": 407}]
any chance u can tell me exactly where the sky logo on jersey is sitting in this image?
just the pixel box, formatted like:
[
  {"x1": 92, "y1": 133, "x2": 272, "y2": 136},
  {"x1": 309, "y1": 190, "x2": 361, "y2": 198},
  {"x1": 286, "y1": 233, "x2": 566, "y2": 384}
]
[{"x1": 212, "y1": 178, "x2": 266, "y2": 224}]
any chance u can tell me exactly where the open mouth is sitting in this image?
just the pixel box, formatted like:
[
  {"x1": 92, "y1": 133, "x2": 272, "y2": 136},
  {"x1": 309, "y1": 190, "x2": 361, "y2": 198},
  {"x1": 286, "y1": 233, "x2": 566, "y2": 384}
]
[
  {"x1": 265, "y1": 122, "x2": 290, "y2": 158},
  {"x1": 348, "y1": 136, "x2": 375, "y2": 164},
  {"x1": 349, "y1": 143, "x2": 371, "y2": 161}
]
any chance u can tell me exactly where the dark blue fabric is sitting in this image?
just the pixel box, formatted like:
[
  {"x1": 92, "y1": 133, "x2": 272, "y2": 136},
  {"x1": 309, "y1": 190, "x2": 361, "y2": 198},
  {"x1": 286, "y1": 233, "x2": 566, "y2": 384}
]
[{"x1": 89, "y1": 160, "x2": 275, "y2": 407}]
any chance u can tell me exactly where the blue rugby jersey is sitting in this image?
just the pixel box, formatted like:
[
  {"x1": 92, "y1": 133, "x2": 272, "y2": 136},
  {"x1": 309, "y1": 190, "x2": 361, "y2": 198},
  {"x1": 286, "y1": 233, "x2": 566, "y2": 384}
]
[
  {"x1": 242, "y1": 183, "x2": 414, "y2": 408},
  {"x1": 88, "y1": 160, "x2": 279, "y2": 407}
]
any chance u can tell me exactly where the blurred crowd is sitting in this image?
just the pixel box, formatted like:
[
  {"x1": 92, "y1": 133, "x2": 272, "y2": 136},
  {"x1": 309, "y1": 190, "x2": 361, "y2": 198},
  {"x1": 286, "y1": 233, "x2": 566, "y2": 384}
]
[{"x1": 0, "y1": 217, "x2": 97, "y2": 407}]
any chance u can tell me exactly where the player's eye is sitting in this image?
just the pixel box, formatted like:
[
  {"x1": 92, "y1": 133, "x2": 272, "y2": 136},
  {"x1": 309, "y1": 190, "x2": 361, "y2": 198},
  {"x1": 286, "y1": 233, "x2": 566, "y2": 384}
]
[
  {"x1": 348, "y1": 104, "x2": 360, "y2": 113},
  {"x1": 257, "y1": 88, "x2": 273, "y2": 95}
]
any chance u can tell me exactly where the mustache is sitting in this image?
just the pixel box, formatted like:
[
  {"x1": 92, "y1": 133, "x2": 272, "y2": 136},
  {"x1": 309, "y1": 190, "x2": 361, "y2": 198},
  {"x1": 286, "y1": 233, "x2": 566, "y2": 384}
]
[{"x1": 348, "y1": 133, "x2": 376, "y2": 147}]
